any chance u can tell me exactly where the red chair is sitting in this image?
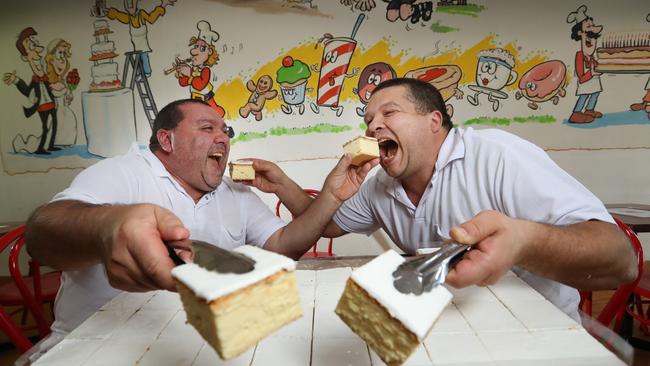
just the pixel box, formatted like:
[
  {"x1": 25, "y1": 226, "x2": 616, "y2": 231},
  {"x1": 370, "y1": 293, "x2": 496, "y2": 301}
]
[
  {"x1": 0, "y1": 307, "x2": 32, "y2": 353},
  {"x1": 624, "y1": 268, "x2": 650, "y2": 348},
  {"x1": 275, "y1": 189, "x2": 335, "y2": 258},
  {"x1": 0, "y1": 225, "x2": 61, "y2": 352},
  {"x1": 579, "y1": 216, "x2": 644, "y2": 332}
]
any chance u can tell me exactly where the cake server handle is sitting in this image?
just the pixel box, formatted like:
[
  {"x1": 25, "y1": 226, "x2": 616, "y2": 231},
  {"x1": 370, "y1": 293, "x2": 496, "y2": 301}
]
[
  {"x1": 166, "y1": 239, "x2": 256, "y2": 274},
  {"x1": 392, "y1": 242, "x2": 471, "y2": 295},
  {"x1": 165, "y1": 241, "x2": 187, "y2": 266}
]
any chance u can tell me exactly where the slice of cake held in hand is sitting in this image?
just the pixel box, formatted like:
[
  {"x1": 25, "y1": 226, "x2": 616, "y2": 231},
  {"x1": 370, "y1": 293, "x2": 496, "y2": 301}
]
[
  {"x1": 343, "y1": 136, "x2": 379, "y2": 166},
  {"x1": 335, "y1": 250, "x2": 452, "y2": 366},
  {"x1": 171, "y1": 246, "x2": 302, "y2": 360},
  {"x1": 229, "y1": 160, "x2": 255, "y2": 181}
]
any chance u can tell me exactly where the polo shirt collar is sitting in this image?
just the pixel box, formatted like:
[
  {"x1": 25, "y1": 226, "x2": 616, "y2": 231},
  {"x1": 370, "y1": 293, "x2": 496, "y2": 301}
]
[
  {"x1": 382, "y1": 128, "x2": 466, "y2": 204},
  {"x1": 140, "y1": 146, "x2": 169, "y2": 177},
  {"x1": 435, "y1": 127, "x2": 466, "y2": 173}
]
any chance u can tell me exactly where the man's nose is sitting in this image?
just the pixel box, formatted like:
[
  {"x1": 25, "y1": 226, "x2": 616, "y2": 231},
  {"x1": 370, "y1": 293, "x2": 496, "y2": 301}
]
[{"x1": 365, "y1": 119, "x2": 382, "y2": 137}]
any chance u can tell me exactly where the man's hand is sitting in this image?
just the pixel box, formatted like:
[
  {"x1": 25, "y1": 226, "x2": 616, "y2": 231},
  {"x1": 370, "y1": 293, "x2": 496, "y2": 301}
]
[
  {"x1": 241, "y1": 159, "x2": 289, "y2": 194},
  {"x1": 322, "y1": 154, "x2": 378, "y2": 203},
  {"x1": 444, "y1": 210, "x2": 528, "y2": 288},
  {"x1": 100, "y1": 204, "x2": 190, "y2": 292}
]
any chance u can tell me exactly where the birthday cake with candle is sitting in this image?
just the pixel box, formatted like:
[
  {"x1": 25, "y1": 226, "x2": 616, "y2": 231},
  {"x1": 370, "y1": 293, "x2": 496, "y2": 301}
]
[{"x1": 596, "y1": 31, "x2": 650, "y2": 73}]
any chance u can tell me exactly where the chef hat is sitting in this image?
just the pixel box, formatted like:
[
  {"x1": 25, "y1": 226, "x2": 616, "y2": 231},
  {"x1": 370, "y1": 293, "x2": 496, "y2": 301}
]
[
  {"x1": 566, "y1": 5, "x2": 589, "y2": 25},
  {"x1": 196, "y1": 20, "x2": 219, "y2": 45}
]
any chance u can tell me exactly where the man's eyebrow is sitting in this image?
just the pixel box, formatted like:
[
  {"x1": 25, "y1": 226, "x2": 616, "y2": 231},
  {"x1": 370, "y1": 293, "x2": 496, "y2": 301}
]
[
  {"x1": 195, "y1": 119, "x2": 221, "y2": 125},
  {"x1": 381, "y1": 101, "x2": 400, "y2": 109}
]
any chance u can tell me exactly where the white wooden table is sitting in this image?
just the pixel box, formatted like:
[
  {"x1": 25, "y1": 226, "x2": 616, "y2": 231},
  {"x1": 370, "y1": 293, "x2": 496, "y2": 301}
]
[{"x1": 31, "y1": 266, "x2": 624, "y2": 365}]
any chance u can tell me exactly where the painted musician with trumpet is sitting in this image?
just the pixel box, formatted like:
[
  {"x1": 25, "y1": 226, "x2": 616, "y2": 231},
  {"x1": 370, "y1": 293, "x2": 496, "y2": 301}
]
[{"x1": 169, "y1": 20, "x2": 226, "y2": 117}]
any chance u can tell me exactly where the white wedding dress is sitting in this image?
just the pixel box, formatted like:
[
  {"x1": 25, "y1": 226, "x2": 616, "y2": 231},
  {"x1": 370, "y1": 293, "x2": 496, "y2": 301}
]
[{"x1": 52, "y1": 87, "x2": 78, "y2": 146}]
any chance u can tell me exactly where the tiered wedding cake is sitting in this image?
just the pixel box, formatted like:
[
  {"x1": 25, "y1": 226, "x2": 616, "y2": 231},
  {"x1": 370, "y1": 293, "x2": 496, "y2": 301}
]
[{"x1": 89, "y1": 20, "x2": 122, "y2": 92}]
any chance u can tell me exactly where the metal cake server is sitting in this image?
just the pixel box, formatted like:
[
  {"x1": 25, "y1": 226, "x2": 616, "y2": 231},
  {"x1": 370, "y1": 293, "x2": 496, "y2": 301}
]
[
  {"x1": 166, "y1": 239, "x2": 256, "y2": 274},
  {"x1": 392, "y1": 242, "x2": 471, "y2": 295}
]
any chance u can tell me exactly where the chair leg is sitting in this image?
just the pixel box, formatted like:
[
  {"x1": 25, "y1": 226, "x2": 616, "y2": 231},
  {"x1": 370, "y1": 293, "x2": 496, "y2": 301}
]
[
  {"x1": 642, "y1": 299, "x2": 650, "y2": 336},
  {"x1": 0, "y1": 307, "x2": 32, "y2": 353},
  {"x1": 632, "y1": 295, "x2": 650, "y2": 336},
  {"x1": 20, "y1": 307, "x2": 29, "y2": 325}
]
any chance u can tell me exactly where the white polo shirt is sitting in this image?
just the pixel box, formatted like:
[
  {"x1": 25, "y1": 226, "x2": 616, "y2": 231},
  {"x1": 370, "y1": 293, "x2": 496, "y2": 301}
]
[
  {"x1": 334, "y1": 127, "x2": 613, "y2": 321},
  {"x1": 49, "y1": 144, "x2": 286, "y2": 334}
]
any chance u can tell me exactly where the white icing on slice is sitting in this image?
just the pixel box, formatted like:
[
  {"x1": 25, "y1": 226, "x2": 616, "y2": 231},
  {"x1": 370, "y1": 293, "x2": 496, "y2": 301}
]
[
  {"x1": 350, "y1": 250, "x2": 453, "y2": 340},
  {"x1": 171, "y1": 245, "x2": 296, "y2": 301}
]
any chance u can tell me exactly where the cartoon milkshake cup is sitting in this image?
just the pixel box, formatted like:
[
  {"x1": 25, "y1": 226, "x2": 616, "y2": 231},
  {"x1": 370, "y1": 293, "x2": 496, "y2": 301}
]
[
  {"x1": 316, "y1": 37, "x2": 357, "y2": 107},
  {"x1": 276, "y1": 56, "x2": 311, "y2": 114},
  {"x1": 277, "y1": 56, "x2": 310, "y2": 105}
]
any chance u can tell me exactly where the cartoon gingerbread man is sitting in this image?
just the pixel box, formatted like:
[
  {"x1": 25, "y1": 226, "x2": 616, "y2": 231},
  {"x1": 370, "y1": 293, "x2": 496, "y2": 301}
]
[{"x1": 239, "y1": 75, "x2": 277, "y2": 121}]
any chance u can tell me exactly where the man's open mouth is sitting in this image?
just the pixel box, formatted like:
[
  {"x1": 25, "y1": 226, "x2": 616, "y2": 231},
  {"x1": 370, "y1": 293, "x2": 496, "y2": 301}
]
[
  {"x1": 209, "y1": 152, "x2": 223, "y2": 163},
  {"x1": 378, "y1": 138, "x2": 398, "y2": 161}
]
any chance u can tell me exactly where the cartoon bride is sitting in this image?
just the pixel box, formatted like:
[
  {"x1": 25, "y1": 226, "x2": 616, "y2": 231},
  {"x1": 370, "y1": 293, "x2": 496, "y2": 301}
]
[{"x1": 45, "y1": 38, "x2": 78, "y2": 147}]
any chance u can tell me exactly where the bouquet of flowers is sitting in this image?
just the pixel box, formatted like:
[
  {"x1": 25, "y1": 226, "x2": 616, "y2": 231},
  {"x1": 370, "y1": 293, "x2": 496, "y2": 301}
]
[{"x1": 66, "y1": 68, "x2": 80, "y2": 92}]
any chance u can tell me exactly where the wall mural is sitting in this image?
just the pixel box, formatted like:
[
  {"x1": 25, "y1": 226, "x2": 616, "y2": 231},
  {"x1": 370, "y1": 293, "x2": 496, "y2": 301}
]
[{"x1": 1, "y1": 0, "x2": 649, "y2": 175}]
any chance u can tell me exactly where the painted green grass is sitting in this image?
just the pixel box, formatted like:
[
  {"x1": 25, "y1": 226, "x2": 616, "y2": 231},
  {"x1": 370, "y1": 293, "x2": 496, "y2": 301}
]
[
  {"x1": 430, "y1": 21, "x2": 459, "y2": 33},
  {"x1": 231, "y1": 131, "x2": 268, "y2": 145},
  {"x1": 231, "y1": 123, "x2": 353, "y2": 145},
  {"x1": 436, "y1": 4, "x2": 485, "y2": 17},
  {"x1": 269, "y1": 123, "x2": 352, "y2": 136},
  {"x1": 464, "y1": 115, "x2": 556, "y2": 126}
]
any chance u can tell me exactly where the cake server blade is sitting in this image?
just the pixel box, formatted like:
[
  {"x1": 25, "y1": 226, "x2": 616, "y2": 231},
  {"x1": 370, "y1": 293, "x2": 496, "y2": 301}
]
[
  {"x1": 166, "y1": 239, "x2": 256, "y2": 274},
  {"x1": 392, "y1": 242, "x2": 471, "y2": 295}
]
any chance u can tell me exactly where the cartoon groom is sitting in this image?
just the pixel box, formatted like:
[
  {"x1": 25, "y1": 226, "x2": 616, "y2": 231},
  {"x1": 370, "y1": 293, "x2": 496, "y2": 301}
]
[{"x1": 3, "y1": 27, "x2": 58, "y2": 155}]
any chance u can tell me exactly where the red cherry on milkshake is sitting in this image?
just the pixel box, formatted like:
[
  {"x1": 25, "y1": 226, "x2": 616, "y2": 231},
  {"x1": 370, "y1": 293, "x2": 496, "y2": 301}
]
[{"x1": 282, "y1": 56, "x2": 294, "y2": 67}]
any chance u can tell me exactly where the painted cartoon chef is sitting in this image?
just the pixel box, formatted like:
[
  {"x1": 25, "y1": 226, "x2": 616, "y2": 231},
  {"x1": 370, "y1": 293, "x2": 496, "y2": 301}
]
[
  {"x1": 175, "y1": 20, "x2": 225, "y2": 117},
  {"x1": 310, "y1": 14, "x2": 364, "y2": 117}
]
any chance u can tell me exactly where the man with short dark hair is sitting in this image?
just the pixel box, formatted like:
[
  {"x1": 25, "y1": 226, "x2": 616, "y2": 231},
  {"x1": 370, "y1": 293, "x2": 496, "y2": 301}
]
[
  {"x1": 257, "y1": 77, "x2": 636, "y2": 321},
  {"x1": 26, "y1": 98, "x2": 377, "y2": 339}
]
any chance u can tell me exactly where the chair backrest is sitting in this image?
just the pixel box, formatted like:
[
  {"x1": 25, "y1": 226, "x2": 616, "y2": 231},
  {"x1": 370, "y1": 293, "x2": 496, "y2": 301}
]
[
  {"x1": 590, "y1": 216, "x2": 644, "y2": 327},
  {"x1": 275, "y1": 189, "x2": 334, "y2": 257},
  {"x1": 1, "y1": 224, "x2": 52, "y2": 338}
]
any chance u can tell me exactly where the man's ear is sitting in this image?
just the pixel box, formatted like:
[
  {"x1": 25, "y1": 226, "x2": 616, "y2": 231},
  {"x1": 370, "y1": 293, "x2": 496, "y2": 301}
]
[
  {"x1": 157, "y1": 129, "x2": 173, "y2": 152},
  {"x1": 20, "y1": 54, "x2": 28, "y2": 62},
  {"x1": 430, "y1": 110, "x2": 443, "y2": 134}
]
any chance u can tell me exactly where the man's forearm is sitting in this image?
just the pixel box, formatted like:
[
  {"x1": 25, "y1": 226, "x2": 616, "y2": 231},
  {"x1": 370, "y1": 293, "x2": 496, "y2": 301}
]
[
  {"x1": 519, "y1": 220, "x2": 637, "y2": 290},
  {"x1": 26, "y1": 200, "x2": 115, "y2": 271},
  {"x1": 266, "y1": 190, "x2": 343, "y2": 259},
  {"x1": 275, "y1": 177, "x2": 314, "y2": 217}
]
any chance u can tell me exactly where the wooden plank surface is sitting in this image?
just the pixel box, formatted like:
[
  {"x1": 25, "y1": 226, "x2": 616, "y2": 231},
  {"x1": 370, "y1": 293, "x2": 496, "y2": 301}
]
[{"x1": 33, "y1": 267, "x2": 624, "y2": 366}]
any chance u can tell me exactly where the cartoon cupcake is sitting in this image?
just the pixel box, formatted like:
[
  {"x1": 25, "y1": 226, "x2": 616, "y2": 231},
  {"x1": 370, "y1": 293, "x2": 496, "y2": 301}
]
[{"x1": 276, "y1": 56, "x2": 311, "y2": 114}]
